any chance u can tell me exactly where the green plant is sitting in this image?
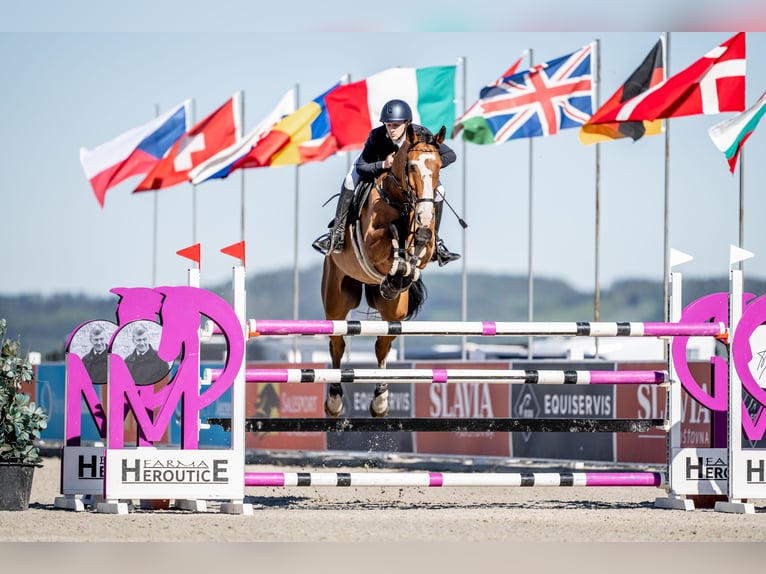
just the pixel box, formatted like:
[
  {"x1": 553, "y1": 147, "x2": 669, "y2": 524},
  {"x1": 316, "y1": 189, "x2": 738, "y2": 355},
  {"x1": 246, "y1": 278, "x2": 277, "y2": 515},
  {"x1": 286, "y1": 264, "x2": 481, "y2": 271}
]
[{"x1": 0, "y1": 318, "x2": 47, "y2": 464}]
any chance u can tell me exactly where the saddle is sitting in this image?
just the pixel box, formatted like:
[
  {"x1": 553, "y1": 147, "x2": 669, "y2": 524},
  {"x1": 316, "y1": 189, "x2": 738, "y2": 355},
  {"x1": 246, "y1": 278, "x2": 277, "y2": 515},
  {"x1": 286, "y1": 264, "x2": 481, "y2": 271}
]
[{"x1": 348, "y1": 180, "x2": 374, "y2": 226}]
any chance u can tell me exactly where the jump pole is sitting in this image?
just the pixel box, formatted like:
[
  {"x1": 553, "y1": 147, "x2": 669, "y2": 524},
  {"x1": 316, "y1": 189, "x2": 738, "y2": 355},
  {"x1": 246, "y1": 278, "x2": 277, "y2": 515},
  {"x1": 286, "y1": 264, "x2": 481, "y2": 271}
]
[
  {"x1": 244, "y1": 470, "x2": 667, "y2": 488},
  {"x1": 204, "y1": 367, "x2": 669, "y2": 385},
  {"x1": 204, "y1": 319, "x2": 727, "y2": 339}
]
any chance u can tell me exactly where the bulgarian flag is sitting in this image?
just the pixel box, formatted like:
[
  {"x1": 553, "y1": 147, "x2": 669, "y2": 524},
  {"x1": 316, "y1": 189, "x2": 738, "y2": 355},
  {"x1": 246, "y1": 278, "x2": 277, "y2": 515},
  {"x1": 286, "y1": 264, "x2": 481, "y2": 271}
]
[
  {"x1": 708, "y1": 91, "x2": 766, "y2": 173},
  {"x1": 325, "y1": 65, "x2": 456, "y2": 150}
]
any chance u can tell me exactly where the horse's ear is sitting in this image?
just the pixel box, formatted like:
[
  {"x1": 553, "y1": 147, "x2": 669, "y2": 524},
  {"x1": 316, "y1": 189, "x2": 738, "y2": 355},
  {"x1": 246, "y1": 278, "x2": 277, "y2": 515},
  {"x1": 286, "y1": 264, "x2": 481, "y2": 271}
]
[{"x1": 435, "y1": 126, "x2": 447, "y2": 144}]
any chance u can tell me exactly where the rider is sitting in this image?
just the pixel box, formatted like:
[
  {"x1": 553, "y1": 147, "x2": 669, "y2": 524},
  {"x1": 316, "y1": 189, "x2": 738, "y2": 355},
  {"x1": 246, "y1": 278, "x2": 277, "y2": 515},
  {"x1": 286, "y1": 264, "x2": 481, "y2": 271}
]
[{"x1": 312, "y1": 98, "x2": 461, "y2": 266}]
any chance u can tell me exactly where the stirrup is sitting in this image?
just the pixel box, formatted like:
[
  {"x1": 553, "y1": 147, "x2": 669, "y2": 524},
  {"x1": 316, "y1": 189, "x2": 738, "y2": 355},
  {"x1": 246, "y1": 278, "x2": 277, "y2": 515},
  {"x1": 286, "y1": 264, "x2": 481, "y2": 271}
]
[
  {"x1": 433, "y1": 240, "x2": 461, "y2": 267},
  {"x1": 312, "y1": 233, "x2": 332, "y2": 255}
]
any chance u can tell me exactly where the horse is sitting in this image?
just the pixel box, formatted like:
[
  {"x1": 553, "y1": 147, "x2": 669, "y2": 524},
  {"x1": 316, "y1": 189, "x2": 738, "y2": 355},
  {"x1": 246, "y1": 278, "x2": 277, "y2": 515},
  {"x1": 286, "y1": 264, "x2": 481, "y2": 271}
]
[{"x1": 321, "y1": 123, "x2": 447, "y2": 418}]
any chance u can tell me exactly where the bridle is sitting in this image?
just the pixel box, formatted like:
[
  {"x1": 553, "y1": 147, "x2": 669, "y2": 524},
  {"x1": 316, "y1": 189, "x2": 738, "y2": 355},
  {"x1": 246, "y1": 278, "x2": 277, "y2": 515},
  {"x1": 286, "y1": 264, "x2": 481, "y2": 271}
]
[{"x1": 375, "y1": 139, "x2": 438, "y2": 218}]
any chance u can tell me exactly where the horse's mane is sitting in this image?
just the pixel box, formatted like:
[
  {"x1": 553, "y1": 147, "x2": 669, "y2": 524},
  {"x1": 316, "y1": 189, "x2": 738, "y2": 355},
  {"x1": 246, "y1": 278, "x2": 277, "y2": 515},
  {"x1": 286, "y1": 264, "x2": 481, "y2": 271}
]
[
  {"x1": 390, "y1": 139, "x2": 410, "y2": 188},
  {"x1": 389, "y1": 128, "x2": 436, "y2": 188}
]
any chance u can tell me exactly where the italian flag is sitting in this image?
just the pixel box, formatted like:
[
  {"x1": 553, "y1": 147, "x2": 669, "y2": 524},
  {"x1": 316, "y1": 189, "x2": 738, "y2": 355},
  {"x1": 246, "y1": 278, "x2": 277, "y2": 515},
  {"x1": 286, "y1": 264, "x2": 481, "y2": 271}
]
[
  {"x1": 708, "y1": 92, "x2": 766, "y2": 173},
  {"x1": 325, "y1": 66, "x2": 456, "y2": 150}
]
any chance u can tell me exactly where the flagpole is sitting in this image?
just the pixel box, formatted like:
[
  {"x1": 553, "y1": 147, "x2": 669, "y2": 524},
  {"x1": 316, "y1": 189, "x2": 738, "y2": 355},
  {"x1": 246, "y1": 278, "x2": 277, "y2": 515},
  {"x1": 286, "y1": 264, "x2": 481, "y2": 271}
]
[
  {"x1": 152, "y1": 103, "x2": 160, "y2": 287},
  {"x1": 739, "y1": 146, "x2": 745, "y2": 271},
  {"x1": 527, "y1": 48, "x2": 534, "y2": 359},
  {"x1": 459, "y1": 56, "x2": 468, "y2": 361},
  {"x1": 292, "y1": 84, "x2": 301, "y2": 360},
  {"x1": 190, "y1": 98, "x2": 197, "y2": 244},
  {"x1": 593, "y1": 39, "x2": 602, "y2": 359},
  {"x1": 662, "y1": 32, "x2": 671, "y2": 324},
  {"x1": 240, "y1": 93, "x2": 246, "y2": 243}
]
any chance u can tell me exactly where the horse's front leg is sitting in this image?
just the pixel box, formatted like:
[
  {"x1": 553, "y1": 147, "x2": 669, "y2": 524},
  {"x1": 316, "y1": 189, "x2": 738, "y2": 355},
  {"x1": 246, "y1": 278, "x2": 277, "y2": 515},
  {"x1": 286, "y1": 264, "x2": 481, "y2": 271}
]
[
  {"x1": 324, "y1": 334, "x2": 345, "y2": 417},
  {"x1": 369, "y1": 335, "x2": 395, "y2": 417}
]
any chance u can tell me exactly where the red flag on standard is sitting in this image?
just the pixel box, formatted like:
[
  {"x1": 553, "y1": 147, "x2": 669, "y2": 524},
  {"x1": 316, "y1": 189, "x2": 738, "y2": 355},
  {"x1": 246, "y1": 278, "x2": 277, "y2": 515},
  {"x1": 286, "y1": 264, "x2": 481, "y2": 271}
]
[
  {"x1": 221, "y1": 241, "x2": 246, "y2": 266},
  {"x1": 588, "y1": 32, "x2": 745, "y2": 124},
  {"x1": 134, "y1": 93, "x2": 242, "y2": 191},
  {"x1": 176, "y1": 243, "x2": 201, "y2": 266}
]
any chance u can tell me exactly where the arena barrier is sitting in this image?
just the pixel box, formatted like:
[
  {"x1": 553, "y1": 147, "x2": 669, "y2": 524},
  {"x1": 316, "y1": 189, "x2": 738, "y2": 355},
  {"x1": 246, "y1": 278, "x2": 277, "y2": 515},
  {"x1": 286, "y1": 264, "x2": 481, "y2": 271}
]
[{"x1": 56, "y1": 245, "x2": 766, "y2": 514}]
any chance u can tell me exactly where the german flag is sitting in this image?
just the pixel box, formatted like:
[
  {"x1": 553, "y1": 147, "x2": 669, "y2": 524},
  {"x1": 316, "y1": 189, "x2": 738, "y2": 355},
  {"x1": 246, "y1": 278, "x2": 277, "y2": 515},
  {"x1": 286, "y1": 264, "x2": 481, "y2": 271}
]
[{"x1": 579, "y1": 39, "x2": 664, "y2": 145}]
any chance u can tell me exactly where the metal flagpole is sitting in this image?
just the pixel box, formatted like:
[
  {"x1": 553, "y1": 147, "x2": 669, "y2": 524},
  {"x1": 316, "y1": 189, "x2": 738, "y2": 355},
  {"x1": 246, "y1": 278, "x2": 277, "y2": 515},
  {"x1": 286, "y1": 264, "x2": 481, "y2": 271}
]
[
  {"x1": 739, "y1": 146, "x2": 745, "y2": 271},
  {"x1": 152, "y1": 103, "x2": 160, "y2": 287},
  {"x1": 662, "y1": 32, "x2": 671, "y2": 324},
  {"x1": 292, "y1": 85, "x2": 301, "y2": 360},
  {"x1": 240, "y1": 93, "x2": 246, "y2": 242},
  {"x1": 593, "y1": 39, "x2": 602, "y2": 358},
  {"x1": 459, "y1": 56, "x2": 468, "y2": 360},
  {"x1": 190, "y1": 98, "x2": 197, "y2": 244},
  {"x1": 527, "y1": 49, "x2": 534, "y2": 359}
]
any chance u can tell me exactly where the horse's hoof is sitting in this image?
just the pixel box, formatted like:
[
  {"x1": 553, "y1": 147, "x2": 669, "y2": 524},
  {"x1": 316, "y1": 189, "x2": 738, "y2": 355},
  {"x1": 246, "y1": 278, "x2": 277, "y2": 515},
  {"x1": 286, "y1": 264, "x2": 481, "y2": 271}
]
[
  {"x1": 324, "y1": 394, "x2": 344, "y2": 418},
  {"x1": 369, "y1": 391, "x2": 389, "y2": 418}
]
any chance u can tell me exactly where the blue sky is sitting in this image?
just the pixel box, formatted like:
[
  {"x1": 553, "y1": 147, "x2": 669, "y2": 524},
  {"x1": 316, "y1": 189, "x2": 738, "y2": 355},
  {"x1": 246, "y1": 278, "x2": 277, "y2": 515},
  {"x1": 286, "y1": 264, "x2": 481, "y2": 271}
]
[{"x1": 2, "y1": 4, "x2": 766, "y2": 299}]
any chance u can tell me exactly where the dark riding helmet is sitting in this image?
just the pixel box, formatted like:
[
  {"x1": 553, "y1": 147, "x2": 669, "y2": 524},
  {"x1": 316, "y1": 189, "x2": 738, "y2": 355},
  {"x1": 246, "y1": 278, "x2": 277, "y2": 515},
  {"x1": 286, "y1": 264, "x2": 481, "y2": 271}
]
[{"x1": 379, "y1": 99, "x2": 413, "y2": 123}]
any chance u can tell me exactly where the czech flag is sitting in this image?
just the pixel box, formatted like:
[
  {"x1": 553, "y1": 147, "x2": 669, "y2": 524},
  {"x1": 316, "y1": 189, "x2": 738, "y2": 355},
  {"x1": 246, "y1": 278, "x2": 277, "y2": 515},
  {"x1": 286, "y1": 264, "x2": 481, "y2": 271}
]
[{"x1": 80, "y1": 100, "x2": 190, "y2": 206}]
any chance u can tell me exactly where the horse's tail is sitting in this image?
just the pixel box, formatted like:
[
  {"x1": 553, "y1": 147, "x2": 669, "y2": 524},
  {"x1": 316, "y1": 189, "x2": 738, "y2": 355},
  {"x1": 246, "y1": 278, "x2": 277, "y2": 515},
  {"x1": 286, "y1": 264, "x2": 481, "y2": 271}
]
[{"x1": 405, "y1": 276, "x2": 427, "y2": 320}]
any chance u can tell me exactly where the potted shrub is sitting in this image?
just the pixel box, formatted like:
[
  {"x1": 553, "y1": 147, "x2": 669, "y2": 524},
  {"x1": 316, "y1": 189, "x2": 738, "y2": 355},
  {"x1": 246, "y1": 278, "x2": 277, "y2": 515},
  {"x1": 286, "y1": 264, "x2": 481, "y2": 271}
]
[{"x1": 0, "y1": 318, "x2": 48, "y2": 510}]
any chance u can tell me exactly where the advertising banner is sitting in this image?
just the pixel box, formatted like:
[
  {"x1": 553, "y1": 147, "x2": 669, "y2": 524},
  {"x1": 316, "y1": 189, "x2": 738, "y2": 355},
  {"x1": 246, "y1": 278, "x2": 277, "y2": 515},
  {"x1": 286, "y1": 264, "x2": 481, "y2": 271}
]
[
  {"x1": 413, "y1": 362, "x2": 511, "y2": 457},
  {"x1": 244, "y1": 363, "x2": 327, "y2": 452}
]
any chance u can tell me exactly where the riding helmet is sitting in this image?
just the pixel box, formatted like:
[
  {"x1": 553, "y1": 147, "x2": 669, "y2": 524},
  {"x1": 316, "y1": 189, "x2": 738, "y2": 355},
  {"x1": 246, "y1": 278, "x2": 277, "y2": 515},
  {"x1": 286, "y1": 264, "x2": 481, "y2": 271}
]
[{"x1": 379, "y1": 99, "x2": 413, "y2": 123}]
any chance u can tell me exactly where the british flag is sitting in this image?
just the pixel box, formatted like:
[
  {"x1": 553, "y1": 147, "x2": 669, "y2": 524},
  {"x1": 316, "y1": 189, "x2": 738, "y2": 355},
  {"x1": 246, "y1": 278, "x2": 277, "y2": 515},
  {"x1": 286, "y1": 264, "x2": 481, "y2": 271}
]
[{"x1": 470, "y1": 43, "x2": 594, "y2": 144}]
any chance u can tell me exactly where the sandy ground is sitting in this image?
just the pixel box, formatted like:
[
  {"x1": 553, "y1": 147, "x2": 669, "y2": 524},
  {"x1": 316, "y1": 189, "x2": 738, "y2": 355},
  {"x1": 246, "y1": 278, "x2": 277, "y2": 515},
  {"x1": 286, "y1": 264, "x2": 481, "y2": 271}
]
[
  {"x1": 4, "y1": 456, "x2": 766, "y2": 573},
  {"x1": 2, "y1": 455, "x2": 766, "y2": 545}
]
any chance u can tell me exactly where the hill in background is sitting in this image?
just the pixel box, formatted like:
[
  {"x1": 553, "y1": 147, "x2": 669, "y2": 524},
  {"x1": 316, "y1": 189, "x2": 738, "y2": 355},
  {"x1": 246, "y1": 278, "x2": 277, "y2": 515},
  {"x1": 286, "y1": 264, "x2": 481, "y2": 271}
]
[{"x1": 2, "y1": 264, "x2": 764, "y2": 358}]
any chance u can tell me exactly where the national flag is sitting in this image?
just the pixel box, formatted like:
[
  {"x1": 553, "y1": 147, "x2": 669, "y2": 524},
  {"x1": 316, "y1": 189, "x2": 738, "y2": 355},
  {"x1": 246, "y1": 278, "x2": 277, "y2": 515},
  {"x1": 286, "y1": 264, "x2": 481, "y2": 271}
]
[
  {"x1": 454, "y1": 44, "x2": 594, "y2": 145},
  {"x1": 708, "y1": 91, "x2": 766, "y2": 173},
  {"x1": 452, "y1": 52, "x2": 526, "y2": 139},
  {"x1": 579, "y1": 39, "x2": 665, "y2": 145},
  {"x1": 232, "y1": 83, "x2": 340, "y2": 168},
  {"x1": 134, "y1": 93, "x2": 242, "y2": 191},
  {"x1": 189, "y1": 89, "x2": 295, "y2": 184},
  {"x1": 588, "y1": 32, "x2": 745, "y2": 124},
  {"x1": 80, "y1": 100, "x2": 190, "y2": 206},
  {"x1": 325, "y1": 66, "x2": 456, "y2": 150}
]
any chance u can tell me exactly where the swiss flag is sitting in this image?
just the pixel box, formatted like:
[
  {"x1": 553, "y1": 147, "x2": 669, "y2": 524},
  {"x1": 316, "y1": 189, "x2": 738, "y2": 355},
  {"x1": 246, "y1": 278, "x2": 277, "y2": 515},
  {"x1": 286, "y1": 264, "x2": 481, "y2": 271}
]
[{"x1": 134, "y1": 93, "x2": 241, "y2": 191}]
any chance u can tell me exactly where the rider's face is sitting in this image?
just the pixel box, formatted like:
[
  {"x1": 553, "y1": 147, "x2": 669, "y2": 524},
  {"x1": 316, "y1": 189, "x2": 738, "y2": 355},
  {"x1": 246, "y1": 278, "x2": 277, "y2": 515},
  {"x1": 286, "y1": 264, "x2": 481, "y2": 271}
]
[{"x1": 384, "y1": 121, "x2": 407, "y2": 143}]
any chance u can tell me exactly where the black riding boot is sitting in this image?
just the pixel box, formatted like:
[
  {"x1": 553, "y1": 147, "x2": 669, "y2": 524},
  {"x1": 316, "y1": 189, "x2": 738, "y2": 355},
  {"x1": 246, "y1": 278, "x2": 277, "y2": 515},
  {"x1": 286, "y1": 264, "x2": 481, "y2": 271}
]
[
  {"x1": 312, "y1": 184, "x2": 355, "y2": 255},
  {"x1": 431, "y1": 201, "x2": 461, "y2": 266}
]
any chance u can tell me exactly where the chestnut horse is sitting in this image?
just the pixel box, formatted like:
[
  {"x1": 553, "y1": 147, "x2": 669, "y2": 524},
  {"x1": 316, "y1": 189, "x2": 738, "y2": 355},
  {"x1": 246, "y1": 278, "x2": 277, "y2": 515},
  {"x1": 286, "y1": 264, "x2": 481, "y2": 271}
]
[{"x1": 321, "y1": 124, "x2": 447, "y2": 418}]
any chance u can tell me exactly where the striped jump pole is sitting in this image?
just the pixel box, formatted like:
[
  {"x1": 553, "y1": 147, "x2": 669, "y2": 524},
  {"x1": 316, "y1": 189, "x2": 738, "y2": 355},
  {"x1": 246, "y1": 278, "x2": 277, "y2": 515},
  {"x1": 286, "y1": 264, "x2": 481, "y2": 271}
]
[
  {"x1": 245, "y1": 470, "x2": 667, "y2": 488},
  {"x1": 224, "y1": 319, "x2": 728, "y2": 339},
  {"x1": 208, "y1": 417, "x2": 667, "y2": 434},
  {"x1": 203, "y1": 367, "x2": 668, "y2": 385}
]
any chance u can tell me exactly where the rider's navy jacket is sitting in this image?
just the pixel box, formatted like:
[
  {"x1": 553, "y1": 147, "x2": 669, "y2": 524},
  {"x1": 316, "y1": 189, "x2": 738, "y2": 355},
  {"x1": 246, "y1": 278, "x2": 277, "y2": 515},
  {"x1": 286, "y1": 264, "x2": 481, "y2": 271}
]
[{"x1": 355, "y1": 124, "x2": 456, "y2": 181}]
